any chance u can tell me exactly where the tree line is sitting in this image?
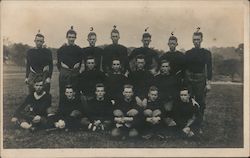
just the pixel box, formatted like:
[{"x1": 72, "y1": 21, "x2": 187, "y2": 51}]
[{"x1": 3, "y1": 42, "x2": 243, "y2": 82}]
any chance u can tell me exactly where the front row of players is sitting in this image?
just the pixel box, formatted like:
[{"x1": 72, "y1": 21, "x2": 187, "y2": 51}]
[{"x1": 11, "y1": 76, "x2": 201, "y2": 139}]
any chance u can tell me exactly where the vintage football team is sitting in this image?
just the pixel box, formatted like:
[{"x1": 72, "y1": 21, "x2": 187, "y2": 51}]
[{"x1": 11, "y1": 25, "x2": 212, "y2": 139}]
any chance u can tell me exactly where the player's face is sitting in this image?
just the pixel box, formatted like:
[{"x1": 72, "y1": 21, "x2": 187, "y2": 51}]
[
  {"x1": 95, "y1": 87, "x2": 105, "y2": 99},
  {"x1": 168, "y1": 39, "x2": 178, "y2": 51},
  {"x1": 34, "y1": 36, "x2": 44, "y2": 48},
  {"x1": 88, "y1": 35, "x2": 96, "y2": 47},
  {"x1": 142, "y1": 37, "x2": 151, "y2": 47},
  {"x1": 65, "y1": 88, "x2": 75, "y2": 100},
  {"x1": 86, "y1": 59, "x2": 95, "y2": 70},
  {"x1": 180, "y1": 90, "x2": 190, "y2": 103},
  {"x1": 111, "y1": 32, "x2": 120, "y2": 44},
  {"x1": 160, "y1": 62, "x2": 171, "y2": 74},
  {"x1": 34, "y1": 81, "x2": 44, "y2": 94},
  {"x1": 148, "y1": 90, "x2": 158, "y2": 102},
  {"x1": 123, "y1": 88, "x2": 133, "y2": 100},
  {"x1": 112, "y1": 60, "x2": 121, "y2": 72},
  {"x1": 192, "y1": 35, "x2": 202, "y2": 48},
  {"x1": 67, "y1": 33, "x2": 76, "y2": 45},
  {"x1": 136, "y1": 58, "x2": 145, "y2": 70}
]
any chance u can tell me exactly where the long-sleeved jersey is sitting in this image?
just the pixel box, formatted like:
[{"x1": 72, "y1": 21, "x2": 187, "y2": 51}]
[
  {"x1": 184, "y1": 48, "x2": 212, "y2": 80},
  {"x1": 26, "y1": 48, "x2": 53, "y2": 78}
]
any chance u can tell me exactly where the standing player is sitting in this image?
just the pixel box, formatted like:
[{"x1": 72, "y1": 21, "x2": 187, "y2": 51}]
[
  {"x1": 160, "y1": 32, "x2": 185, "y2": 80},
  {"x1": 82, "y1": 27, "x2": 103, "y2": 72},
  {"x1": 57, "y1": 26, "x2": 82, "y2": 103},
  {"x1": 105, "y1": 58, "x2": 129, "y2": 102},
  {"x1": 184, "y1": 27, "x2": 212, "y2": 131},
  {"x1": 25, "y1": 30, "x2": 53, "y2": 94},
  {"x1": 11, "y1": 77, "x2": 52, "y2": 130},
  {"x1": 103, "y1": 25, "x2": 129, "y2": 74},
  {"x1": 129, "y1": 28, "x2": 159, "y2": 75},
  {"x1": 111, "y1": 84, "x2": 141, "y2": 139},
  {"x1": 128, "y1": 55, "x2": 154, "y2": 108}
]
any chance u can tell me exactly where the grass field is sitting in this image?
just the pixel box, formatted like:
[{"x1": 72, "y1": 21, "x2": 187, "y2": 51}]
[{"x1": 2, "y1": 70, "x2": 243, "y2": 148}]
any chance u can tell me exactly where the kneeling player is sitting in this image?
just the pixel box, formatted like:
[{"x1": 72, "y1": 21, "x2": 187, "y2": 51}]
[
  {"x1": 81, "y1": 83, "x2": 114, "y2": 131},
  {"x1": 55, "y1": 85, "x2": 84, "y2": 130},
  {"x1": 142, "y1": 86, "x2": 163, "y2": 139},
  {"x1": 11, "y1": 76, "x2": 53, "y2": 130},
  {"x1": 111, "y1": 84, "x2": 141, "y2": 139},
  {"x1": 172, "y1": 88, "x2": 201, "y2": 137}
]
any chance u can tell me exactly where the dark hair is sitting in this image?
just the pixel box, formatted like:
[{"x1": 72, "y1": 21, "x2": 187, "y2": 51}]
[
  {"x1": 34, "y1": 75, "x2": 44, "y2": 83},
  {"x1": 112, "y1": 57, "x2": 121, "y2": 63},
  {"x1": 169, "y1": 35, "x2": 177, "y2": 42},
  {"x1": 160, "y1": 59, "x2": 170, "y2": 66},
  {"x1": 111, "y1": 25, "x2": 119, "y2": 35},
  {"x1": 88, "y1": 32, "x2": 96, "y2": 39},
  {"x1": 193, "y1": 32, "x2": 203, "y2": 39},
  {"x1": 180, "y1": 87, "x2": 189, "y2": 93},
  {"x1": 66, "y1": 26, "x2": 77, "y2": 37},
  {"x1": 135, "y1": 54, "x2": 145, "y2": 61},
  {"x1": 148, "y1": 86, "x2": 158, "y2": 92},
  {"x1": 65, "y1": 84, "x2": 75, "y2": 91},
  {"x1": 95, "y1": 83, "x2": 105, "y2": 89},
  {"x1": 142, "y1": 32, "x2": 151, "y2": 38},
  {"x1": 111, "y1": 29, "x2": 119, "y2": 35},
  {"x1": 123, "y1": 84, "x2": 133, "y2": 90},
  {"x1": 86, "y1": 56, "x2": 95, "y2": 62},
  {"x1": 35, "y1": 33, "x2": 44, "y2": 38}
]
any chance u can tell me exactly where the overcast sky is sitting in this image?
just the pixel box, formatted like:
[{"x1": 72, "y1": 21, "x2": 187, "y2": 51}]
[{"x1": 1, "y1": 0, "x2": 246, "y2": 51}]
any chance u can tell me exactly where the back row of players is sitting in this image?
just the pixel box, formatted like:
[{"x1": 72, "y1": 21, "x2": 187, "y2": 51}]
[{"x1": 12, "y1": 26, "x2": 212, "y2": 138}]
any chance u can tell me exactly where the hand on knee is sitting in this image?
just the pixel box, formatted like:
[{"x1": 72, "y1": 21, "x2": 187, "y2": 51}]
[
  {"x1": 20, "y1": 122, "x2": 32, "y2": 129},
  {"x1": 70, "y1": 110, "x2": 81, "y2": 117},
  {"x1": 144, "y1": 109, "x2": 153, "y2": 117},
  {"x1": 127, "y1": 109, "x2": 138, "y2": 116},
  {"x1": 11, "y1": 117, "x2": 18, "y2": 124},
  {"x1": 55, "y1": 119, "x2": 66, "y2": 129},
  {"x1": 152, "y1": 117, "x2": 161, "y2": 124},
  {"x1": 32, "y1": 115, "x2": 41, "y2": 123},
  {"x1": 47, "y1": 107, "x2": 56, "y2": 116},
  {"x1": 164, "y1": 117, "x2": 176, "y2": 126},
  {"x1": 113, "y1": 110, "x2": 123, "y2": 117},
  {"x1": 152, "y1": 109, "x2": 161, "y2": 117}
]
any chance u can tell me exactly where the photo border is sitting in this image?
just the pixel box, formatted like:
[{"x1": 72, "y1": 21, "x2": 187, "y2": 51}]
[{"x1": 1, "y1": 0, "x2": 249, "y2": 157}]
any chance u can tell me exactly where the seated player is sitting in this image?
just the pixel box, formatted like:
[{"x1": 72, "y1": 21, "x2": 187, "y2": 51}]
[
  {"x1": 55, "y1": 85, "x2": 84, "y2": 130},
  {"x1": 11, "y1": 76, "x2": 52, "y2": 130},
  {"x1": 79, "y1": 56, "x2": 106, "y2": 100},
  {"x1": 153, "y1": 60, "x2": 180, "y2": 126},
  {"x1": 172, "y1": 88, "x2": 201, "y2": 137},
  {"x1": 111, "y1": 84, "x2": 141, "y2": 139},
  {"x1": 81, "y1": 83, "x2": 114, "y2": 131},
  {"x1": 105, "y1": 58, "x2": 129, "y2": 102},
  {"x1": 142, "y1": 86, "x2": 163, "y2": 139},
  {"x1": 128, "y1": 55, "x2": 154, "y2": 108}
]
